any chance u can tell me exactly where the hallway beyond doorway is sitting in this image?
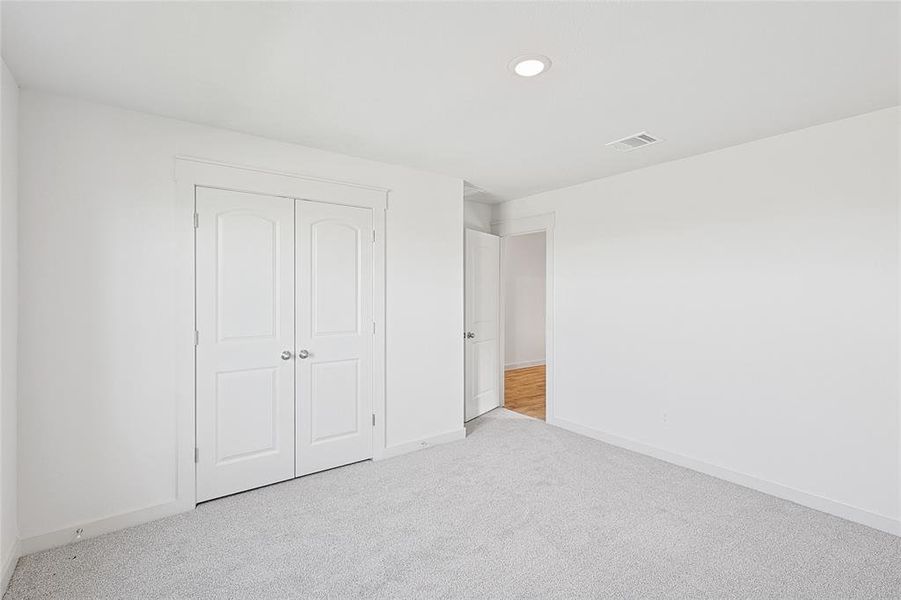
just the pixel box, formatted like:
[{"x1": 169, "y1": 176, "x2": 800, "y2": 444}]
[{"x1": 504, "y1": 365, "x2": 545, "y2": 420}]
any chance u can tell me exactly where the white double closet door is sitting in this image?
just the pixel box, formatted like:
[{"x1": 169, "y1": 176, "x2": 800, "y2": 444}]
[{"x1": 195, "y1": 187, "x2": 373, "y2": 502}]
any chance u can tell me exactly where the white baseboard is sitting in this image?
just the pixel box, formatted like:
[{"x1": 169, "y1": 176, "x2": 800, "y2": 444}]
[
  {"x1": 16, "y1": 429, "x2": 467, "y2": 559},
  {"x1": 20, "y1": 499, "x2": 191, "y2": 556},
  {"x1": 378, "y1": 428, "x2": 466, "y2": 460},
  {"x1": 17, "y1": 429, "x2": 467, "y2": 558},
  {"x1": 505, "y1": 360, "x2": 545, "y2": 370},
  {"x1": 552, "y1": 416, "x2": 901, "y2": 537},
  {"x1": 1, "y1": 538, "x2": 21, "y2": 595}
]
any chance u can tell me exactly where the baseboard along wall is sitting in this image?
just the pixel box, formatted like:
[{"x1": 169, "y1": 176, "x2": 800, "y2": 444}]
[
  {"x1": 550, "y1": 416, "x2": 901, "y2": 537},
  {"x1": 379, "y1": 428, "x2": 466, "y2": 460},
  {"x1": 17, "y1": 428, "x2": 467, "y2": 559},
  {"x1": 14, "y1": 413, "x2": 896, "y2": 583},
  {"x1": 504, "y1": 360, "x2": 545, "y2": 371}
]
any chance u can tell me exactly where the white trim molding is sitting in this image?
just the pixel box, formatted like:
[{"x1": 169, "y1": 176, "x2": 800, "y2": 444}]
[
  {"x1": 174, "y1": 156, "x2": 391, "y2": 195},
  {"x1": 19, "y1": 499, "x2": 186, "y2": 556},
  {"x1": 378, "y1": 428, "x2": 466, "y2": 460},
  {"x1": 491, "y1": 212, "x2": 555, "y2": 238},
  {"x1": 553, "y1": 417, "x2": 901, "y2": 537},
  {"x1": 504, "y1": 360, "x2": 546, "y2": 370}
]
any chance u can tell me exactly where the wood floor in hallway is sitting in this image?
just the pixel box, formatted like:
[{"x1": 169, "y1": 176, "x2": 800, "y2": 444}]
[{"x1": 504, "y1": 364, "x2": 546, "y2": 420}]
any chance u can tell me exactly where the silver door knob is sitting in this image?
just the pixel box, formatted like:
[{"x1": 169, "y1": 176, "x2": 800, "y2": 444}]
[
  {"x1": 465, "y1": 332, "x2": 475, "y2": 339},
  {"x1": 280, "y1": 350, "x2": 294, "y2": 360},
  {"x1": 297, "y1": 349, "x2": 310, "y2": 359}
]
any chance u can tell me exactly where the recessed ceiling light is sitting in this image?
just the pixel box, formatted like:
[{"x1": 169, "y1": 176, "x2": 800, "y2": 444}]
[{"x1": 509, "y1": 55, "x2": 551, "y2": 78}]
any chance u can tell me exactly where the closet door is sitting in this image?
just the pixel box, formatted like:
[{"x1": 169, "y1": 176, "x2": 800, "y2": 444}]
[
  {"x1": 295, "y1": 200, "x2": 373, "y2": 475},
  {"x1": 195, "y1": 187, "x2": 295, "y2": 502}
]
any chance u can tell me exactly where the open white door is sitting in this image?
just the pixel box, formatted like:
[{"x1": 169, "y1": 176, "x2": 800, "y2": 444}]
[
  {"x1": 195, "y1": 187, "x2": 296, "y2": 502},
  {"x1": 465, "y1": 229, "x2": 501, "y2": 421},
  {"x1": 295, "y1": 200, "x2": 374, "y2": 475}
]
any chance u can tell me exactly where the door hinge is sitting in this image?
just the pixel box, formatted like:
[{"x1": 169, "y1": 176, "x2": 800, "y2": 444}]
[
  {"x1": 372, "y1": 321, "x2": 376, "y2": 334},
  {"x1": 193, "y1": 213, "x2": 199, "y2": 229},
  {"x1": 372, "y1": 414, "x2": 376, "y2": 427},
  {"x1": 194, "y1": 330, "x2": 199, "y2": 346},
  {"x1": 371, "y1": 229, "x2": 376, "y2": 243},
  {"x1": 194, "y1": 448, "x2": 199, "y2": 463}
]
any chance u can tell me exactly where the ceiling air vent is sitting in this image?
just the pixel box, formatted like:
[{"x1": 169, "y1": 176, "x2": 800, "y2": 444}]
[{"x1": 606, "y1": 132, "x2": 661, "y2": 152}]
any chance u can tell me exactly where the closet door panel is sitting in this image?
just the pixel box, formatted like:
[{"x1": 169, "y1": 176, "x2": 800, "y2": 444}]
[
  {"x1": 296, "y1": 200, "x2": 373, "y2": 475},
  {"x1": 195, "y1": 187, "x2": 295, "y2": 502}
]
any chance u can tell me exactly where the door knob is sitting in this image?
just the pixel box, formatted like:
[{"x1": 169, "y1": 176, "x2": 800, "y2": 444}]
[
  {"x1": 297, "y1": 349, "x2": 310, "y2": 359},
  {"x1": 280, "y1": 350, "x2": 294, "y2": 360},
  {"x1": 465, "y1": 332, "x2": 475, "y2": 339}
]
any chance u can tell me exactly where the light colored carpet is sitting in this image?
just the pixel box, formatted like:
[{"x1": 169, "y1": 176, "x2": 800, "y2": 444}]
[{"x1": 5, "y1": 409, "x2": 901, "y2": 599}]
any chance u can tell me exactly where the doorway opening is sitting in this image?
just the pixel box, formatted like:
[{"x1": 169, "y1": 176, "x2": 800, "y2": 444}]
[
  {"x1": 463, "y1": 213, "x2": 554, "y2": 425},
  {"x1": 502, "y1": 231, "x2": 547, "y2": 420}
]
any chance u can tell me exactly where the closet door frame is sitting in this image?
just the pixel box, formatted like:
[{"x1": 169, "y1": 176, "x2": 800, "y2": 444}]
[{"x1": 175, "y1": 156, "x2": 388, "y2": 511}]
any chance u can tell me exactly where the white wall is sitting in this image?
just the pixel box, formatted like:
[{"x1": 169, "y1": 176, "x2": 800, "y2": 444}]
[
  {"x1": 496, "y1": 107, "x2": 901, "y2": 534},
  {"x1": 464, "y1": 200, "x2": 493, "y2": 233},
  {"x1": 0, "y1": 60, "x2": 19, "y2": 586},
  {"x1": 17, "y1": 91, "x2": 464, "y2": 548},
  {"x1": 504, "y1": 232, "x2": 545, "y2": 369}
]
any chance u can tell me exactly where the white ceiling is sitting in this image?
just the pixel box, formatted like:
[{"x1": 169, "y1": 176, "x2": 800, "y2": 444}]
[{"x1": 2, "y1": 1, "x2": 898, "y2": 202}]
